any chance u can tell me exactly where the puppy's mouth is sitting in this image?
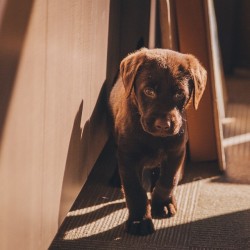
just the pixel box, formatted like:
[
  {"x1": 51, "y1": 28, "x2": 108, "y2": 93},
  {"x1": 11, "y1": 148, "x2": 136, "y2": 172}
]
[{"x1": 140, "y1": 118, "x2": 182, "y2": 138}]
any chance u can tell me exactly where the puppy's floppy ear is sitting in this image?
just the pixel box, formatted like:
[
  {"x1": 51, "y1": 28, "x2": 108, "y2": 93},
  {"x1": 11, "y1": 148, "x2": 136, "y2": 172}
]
[
  {"x1": 187, "y1": 55, "x2": 207, "y2": 110},
  {"x1": 120, "y1": 48, "x2": 147, "y2": 97}
]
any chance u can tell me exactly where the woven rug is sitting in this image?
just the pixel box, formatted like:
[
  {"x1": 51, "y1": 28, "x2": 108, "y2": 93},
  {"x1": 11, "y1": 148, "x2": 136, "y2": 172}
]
[{"x1": 50, "y1": 142, "x2": 250, "y2": 249}]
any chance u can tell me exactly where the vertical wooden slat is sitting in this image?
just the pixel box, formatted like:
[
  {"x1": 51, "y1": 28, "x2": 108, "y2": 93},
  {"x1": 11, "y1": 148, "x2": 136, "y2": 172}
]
[
  {"x1": 175, "y1": 0, "x2": 218, "y2": 161},
  {"x1": 0, "y1": 0, "x2": 110, "y2": 249},
  {"x1": 0, "y1": 1, "x2": 46, "y2": 249},
  {"x1": 44, "y1": 0, "x2": 110, "y2": 242}
]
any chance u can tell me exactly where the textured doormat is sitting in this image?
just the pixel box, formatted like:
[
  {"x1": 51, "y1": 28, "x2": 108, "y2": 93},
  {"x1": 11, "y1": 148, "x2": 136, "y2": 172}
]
[{"x1": 50, "y1": 143, "x2": 250, "y2": 250}]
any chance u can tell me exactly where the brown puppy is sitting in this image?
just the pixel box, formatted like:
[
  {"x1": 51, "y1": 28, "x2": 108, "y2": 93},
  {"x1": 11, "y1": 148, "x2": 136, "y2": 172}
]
[{"x1": 109, "y1": 48, "x2": 207, "y2": 236}]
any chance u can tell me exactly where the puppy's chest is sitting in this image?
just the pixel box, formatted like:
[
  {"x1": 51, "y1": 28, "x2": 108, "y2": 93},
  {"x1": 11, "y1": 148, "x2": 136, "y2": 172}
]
[{"x1": 142, "y1": 148, "x2": 167, "y2": 169}]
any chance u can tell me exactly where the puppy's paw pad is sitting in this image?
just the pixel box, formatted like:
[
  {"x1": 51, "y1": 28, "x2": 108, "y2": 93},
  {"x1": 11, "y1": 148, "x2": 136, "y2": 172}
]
[{"x1": 126, "y1": 218, "x2": 155, "y2": 236}]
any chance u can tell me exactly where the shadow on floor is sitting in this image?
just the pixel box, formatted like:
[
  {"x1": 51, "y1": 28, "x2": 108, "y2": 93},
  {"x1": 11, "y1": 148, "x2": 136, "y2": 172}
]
[
  {"x1": 51, "y1": 206, "x2": 250, "y2": 249},
  {"x1": 50, "y1": 140, "x2": 250, "y2": 249}
]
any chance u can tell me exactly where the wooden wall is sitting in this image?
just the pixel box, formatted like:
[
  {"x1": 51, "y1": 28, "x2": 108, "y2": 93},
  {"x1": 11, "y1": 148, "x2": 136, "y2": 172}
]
[
  {"x1": 0, "y1": 0, "x2": 110, "y2": 249},
  {"x1": 175, "y1": 0, "x2": 218, "y2": 162}
]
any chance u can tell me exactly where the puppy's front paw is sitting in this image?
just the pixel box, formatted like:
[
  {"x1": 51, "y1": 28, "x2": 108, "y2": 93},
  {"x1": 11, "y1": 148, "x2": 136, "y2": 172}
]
[
  {"x1": 151, "y1": 196, "x2": 177, "y2": 218},
  {"x1": 126, "y1": 217, "x2": 155, "y2": 236}
]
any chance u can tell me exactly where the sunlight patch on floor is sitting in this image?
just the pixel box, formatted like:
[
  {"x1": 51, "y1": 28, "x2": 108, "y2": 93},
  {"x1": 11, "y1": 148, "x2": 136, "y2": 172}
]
[
  {"x1": 64, "y1": 208, "x2": 127, "y2": 240},
  {"x1": 62, "y1": 177, "x2": 250, "y2": 241}
]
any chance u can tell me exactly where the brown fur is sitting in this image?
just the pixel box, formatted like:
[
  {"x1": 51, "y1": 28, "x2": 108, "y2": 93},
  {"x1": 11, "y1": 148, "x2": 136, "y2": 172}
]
[{"x1": 109, "y1": 48, "x2": 207, "y2": 235}]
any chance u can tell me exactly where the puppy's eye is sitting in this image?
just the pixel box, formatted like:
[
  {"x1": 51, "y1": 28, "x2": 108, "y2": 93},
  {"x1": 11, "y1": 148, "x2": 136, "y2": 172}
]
[
  {"x1": 144, "y1": 87, "x2": 156, "y2": 98},
  {"x1": 174, "y1": 92, "x2": 185, "y2": 101}
]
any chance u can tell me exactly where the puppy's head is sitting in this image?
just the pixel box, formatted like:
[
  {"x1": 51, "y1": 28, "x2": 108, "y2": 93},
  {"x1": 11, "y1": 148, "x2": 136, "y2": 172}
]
[{"x1": 120, "y1": 48, "x2": 207, "y2": 137}]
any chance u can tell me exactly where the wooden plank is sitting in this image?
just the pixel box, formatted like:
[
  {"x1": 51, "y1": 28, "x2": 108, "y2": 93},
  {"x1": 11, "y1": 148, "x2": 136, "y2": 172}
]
[
  {"x1": 204, "y1": 0, "x2": 226, "y2": 170},
  {"x1": 175, "y1": 0, "x2": 218, "y2": 161},
  {"x1": 0, "y1": 1, "x2": 46, "y2": 249},
  {"x1": 0, "y1": 0, "x2": 110, "y2": 249}
]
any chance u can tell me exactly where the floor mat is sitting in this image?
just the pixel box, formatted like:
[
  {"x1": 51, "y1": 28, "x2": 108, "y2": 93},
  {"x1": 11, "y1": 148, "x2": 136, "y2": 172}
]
[{"x1": 50, "y1": 143, "x2": 250, "y2": 249}]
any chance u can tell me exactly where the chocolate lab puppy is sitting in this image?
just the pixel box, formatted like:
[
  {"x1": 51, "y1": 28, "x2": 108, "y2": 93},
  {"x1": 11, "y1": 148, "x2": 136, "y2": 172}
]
[{"x1": 109, "y1": 48, "x2": 207, "y2": 235}]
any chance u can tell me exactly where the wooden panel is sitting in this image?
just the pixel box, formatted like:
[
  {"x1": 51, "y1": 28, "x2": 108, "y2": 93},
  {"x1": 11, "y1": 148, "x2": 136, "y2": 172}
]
[
  {"x1": 0, "y1": 1, "x2": 46, "y2": 249},
  {"x1": 175, "y1": 0, "x2": 218, "y2": 161},
  {"x1": 158, "y1": 0, "x2": 178, "y2": 50},
  {"x1": 0, "y1": 0, "x2": 110, "y2": 249},
  {"x1": 45, "y1": 0, "x2": 110, "y2": 229},
  {"x1": 205, "y1": 0, "x2": 226, "y2": 170}
]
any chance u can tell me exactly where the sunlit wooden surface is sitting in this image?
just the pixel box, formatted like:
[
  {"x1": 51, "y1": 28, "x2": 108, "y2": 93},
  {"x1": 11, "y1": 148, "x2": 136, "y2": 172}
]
[{"x1": 0, "y1": 1, "x2": 110, "y2": 249}]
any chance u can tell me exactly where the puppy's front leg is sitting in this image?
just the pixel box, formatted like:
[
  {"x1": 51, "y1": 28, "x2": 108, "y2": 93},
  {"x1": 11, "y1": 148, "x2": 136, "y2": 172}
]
[
  {"x1": 151, "y1": 148, "x2": 186, "y2": 218},
  {"x1": 118, "y1": 155, "x2": 155, "y2": 236}
]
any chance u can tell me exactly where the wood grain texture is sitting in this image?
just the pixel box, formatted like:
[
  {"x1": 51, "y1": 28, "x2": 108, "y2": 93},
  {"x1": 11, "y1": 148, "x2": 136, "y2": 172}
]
[
  {"x1": 0, "y1": 0, "x2": 110, "y2": 249},
  {"x1": 175, "y1": 0, "x2": 217, "y2": 161}
]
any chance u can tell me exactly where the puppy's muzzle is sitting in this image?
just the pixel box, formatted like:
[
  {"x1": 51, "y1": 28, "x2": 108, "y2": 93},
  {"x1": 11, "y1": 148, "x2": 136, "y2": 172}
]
[
  {"x1": 141, "y1": 108, "x2": 184, "y2": 137},
  {"x1": 154, "y1": 116, "x2": 181, "y2": 136},
  {"x1": 154, "y1": 118, "x2": 172, "y2": 132}
]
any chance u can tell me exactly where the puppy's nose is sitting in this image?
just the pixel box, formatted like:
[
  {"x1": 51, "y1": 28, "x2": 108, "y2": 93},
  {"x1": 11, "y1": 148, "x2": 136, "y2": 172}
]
[{"x1": 154, "y1": 119, "x2": 171, "y2": 131}]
